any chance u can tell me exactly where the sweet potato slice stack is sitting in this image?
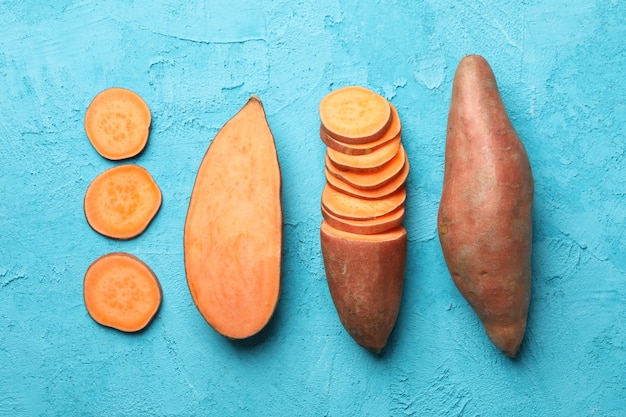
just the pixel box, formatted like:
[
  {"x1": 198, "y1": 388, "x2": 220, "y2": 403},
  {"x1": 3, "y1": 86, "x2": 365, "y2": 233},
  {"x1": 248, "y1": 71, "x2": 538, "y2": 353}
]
[{"x1": 318, "y1": 86, "x2": 409, "y2": 353}]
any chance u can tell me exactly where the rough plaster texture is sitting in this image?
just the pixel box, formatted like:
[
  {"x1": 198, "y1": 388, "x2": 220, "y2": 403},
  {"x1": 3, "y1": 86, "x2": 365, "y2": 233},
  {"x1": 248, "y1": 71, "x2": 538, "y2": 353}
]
[{"x1": 1, "y1": 1, "x2": 624, "y2": 416}]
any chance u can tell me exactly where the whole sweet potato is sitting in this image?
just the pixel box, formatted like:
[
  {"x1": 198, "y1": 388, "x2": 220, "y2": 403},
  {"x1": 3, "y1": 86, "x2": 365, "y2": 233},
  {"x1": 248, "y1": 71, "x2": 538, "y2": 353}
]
[{"x1": 438, "y1": 55, "x2": 534, "y2": 358}]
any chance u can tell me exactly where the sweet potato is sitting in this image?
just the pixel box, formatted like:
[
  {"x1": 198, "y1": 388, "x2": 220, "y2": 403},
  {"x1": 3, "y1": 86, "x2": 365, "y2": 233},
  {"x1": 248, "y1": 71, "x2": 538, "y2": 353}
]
[
  {"x1": 318, "y1": 86, "x2": 409, "y2": 352},
  {"x1": 320, "y1": 221, "x2": 407, "y2": 353},
  {"x1": 320, "y1": 103, "x2": 402, "y2": 155},
  {"x1": 438, "y1": 54, "x2": 534, "y2": 358},
  {"x1": 85, "y1": 88, "x2": 151, "y2": 160},
  {"x1": 84, "y1": 164, "x2": 162, "y2": 240},
  {"x1": 184, "y1": 96, "x2": 282, "y2": 339},
  {"x1": 319, "y1": 86, "x2": 392, "y2": 144},
  {"x1": 84, "y1": 252, "x2": 162, "y2": 332}
]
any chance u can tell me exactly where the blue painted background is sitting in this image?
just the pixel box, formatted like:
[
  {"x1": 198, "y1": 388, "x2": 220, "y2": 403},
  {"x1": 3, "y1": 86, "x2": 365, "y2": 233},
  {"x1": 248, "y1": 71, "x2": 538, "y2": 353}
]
[{"x1": 1, "y1": 1, "x2": 624, "y2": 415}]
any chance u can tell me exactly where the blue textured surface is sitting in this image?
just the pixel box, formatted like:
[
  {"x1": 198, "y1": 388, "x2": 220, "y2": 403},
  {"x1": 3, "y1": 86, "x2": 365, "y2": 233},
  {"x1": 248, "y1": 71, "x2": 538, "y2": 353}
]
[{"x1": 1, "y1": 1, "x2": 625, "y2": 416}]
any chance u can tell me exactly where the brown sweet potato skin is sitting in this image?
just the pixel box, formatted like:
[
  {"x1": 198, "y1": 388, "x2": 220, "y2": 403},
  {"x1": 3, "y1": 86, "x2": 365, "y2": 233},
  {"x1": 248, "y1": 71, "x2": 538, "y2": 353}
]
[
  {"x1": 438, "y1": 55, "x2": 534, "y2": 358},
  {"x1": 320, "y1": 221, "x2": 407, "y2": 353}
]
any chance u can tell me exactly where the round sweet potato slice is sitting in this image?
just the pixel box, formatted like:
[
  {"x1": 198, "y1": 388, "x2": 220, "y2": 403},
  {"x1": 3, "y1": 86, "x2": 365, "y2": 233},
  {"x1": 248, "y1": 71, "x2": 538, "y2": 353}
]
[
  {"x1": 84, "y1": 252, "x2": 162, "y2": 332},
  {"x1": 319, "y1": 86, "x2": 392, "y2": 144},
  {"x1": 85, "y1": 88, "x2": 151, "y2": 160},
  {"x1": 84, "y1": 164, "x2": 162, "y2": 240},
  {"x1": 320, "y1": 103, "x2": 402, "y2": 155}
]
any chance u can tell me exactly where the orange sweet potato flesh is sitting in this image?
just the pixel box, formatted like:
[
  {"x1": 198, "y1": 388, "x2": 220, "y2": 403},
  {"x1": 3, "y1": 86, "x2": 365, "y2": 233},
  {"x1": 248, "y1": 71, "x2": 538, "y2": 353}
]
[
  {"x1": 184, "y1": 96, "x2": 282, "y2": 339},
  {"x1": 85, "y1": 88, "x2": 151, "y2": 160},
  {"x1": 438, "y1": 55, "x2": 534, "y2": 358},
  {"x1": 319, "y1": 86, "x2": 392, "y2": 144},
  {"x1": 84, "y1": 252, "x2": 162, "y2": 332},
  {"x1": 84, "y1": 164, "x2": 162, "y2": 240},
  {"x1": 320, "y1": 221, "x2": 407, "y2": 353}
]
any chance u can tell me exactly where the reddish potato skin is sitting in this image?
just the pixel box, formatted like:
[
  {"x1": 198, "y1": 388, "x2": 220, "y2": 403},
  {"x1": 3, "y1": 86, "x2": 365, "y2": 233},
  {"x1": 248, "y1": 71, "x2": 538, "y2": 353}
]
[
  {"x1": 438, "y1": 55, "x2": 534, "y2": 358},
  {"x1": 320, "y1": 221, "x2": 407, "y2": 353}
]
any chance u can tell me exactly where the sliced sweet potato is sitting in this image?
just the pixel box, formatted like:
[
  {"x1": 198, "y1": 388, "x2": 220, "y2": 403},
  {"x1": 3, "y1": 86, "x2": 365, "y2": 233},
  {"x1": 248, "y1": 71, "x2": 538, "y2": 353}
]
[
  {"x1": 320, "y1": 103, "x2": 402, "y2": 155},
  {"x1": 84, "y1": 164, "x2": 162, "y2": 240},
  {"x1": 85, "y1": 87, "x2": 151, "y2": 160},
  {"x1": 438, "y1": 54, "x2": 533, "y2": 358},
  {"x1": 184, "y1": 96, "x2": 282, "y2": 339},
  {"x1": 324, "y1": 156, "x2": 409, "y2": 200},
  {"x1": 84, "y1": 252, "x2": 162, "y2": 332},
  {"x1": 321, "y1": 204, "x2": 405, "y2": 235},
  {"x1": 321, "y1": 183, "x2": 406, "y2": 221},
  {"x1": 320, "y1": 221, "x2": 407, "y2": 353},
  {"x1": 325, "y1": 144, "x2": 406, "y2": 190},
  {"x1": 326, "y1": 135, "x2": 400, "y2": 172},
  {"x1": 319, "y1": 86, "x2": 392, "y2": 144}
]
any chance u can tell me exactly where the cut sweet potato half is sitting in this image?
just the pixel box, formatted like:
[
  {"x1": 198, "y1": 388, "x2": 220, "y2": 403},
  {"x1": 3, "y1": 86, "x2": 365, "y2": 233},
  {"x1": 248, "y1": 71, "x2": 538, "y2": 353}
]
[
  {"x1": 325, "y1": 156, "x2": 409, "y2": 200},
  {"x1": 326, "y1": 144, "x2": 406, "y2": 190},
  {"x1": 85, "y1": 88, "x2": 151, "y2": 160},
  {"x1": 321, "y1": 204, "x2": 405, "y2": 235},
  {"x1": 84, "y1": 164, "x2": 162, "y2": 240},
  {"x1": 326, "y1": 135, "x2": 400, "y2": 172},
  {"x1": 321, "y1": 183, "x2": 406, "y2": 221},
  {"x1": 84, "y1": 252, "x2": 162, "y2": 332},
  {"x1": 320, "y1": 221, "x2": 407, "y2": 353},
  {"x1": 319, "y1": 86, "x2": 392, "y2": 144},
  {"x1": 320, "y1": 103, "x2": 402, "y2": 155},
  {"x1": 184, "y1": 96, "x2": 282, "y2": 339}
]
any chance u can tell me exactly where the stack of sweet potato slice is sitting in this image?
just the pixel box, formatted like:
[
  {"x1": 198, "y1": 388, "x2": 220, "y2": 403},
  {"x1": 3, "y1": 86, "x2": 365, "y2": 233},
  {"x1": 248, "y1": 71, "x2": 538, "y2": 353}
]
[{"x1": 318, "y1": 86, "x2": 409, "y2": 353}]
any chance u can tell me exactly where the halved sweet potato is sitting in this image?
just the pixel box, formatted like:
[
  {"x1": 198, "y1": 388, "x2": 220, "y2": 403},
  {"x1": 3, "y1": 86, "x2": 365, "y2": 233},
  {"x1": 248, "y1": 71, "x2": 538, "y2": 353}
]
[
  {"x1": 438, "y1": 55, "x2": 533, "y2": 358},
  {"x1": 319, "y1": 86, "x2": 392, "y2": 144},
  {"x1": 325, "y1": 144, "x2": 406, "y2": 190},
  {"x1": 320, "y1": 103, "x2": 402, "y2": 155},
  {"x1": 184, "y1": 96, "x2": 282, "y2": 339},
  {"x1": 320, "y1": 221, "x2": 407, "y2": 353}
]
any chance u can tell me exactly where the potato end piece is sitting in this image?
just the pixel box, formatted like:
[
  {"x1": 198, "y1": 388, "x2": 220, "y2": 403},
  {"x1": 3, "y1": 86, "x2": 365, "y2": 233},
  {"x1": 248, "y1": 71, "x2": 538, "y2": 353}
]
[{"x1": 320, "y1": 221, "x2": 407, "y2": 353}]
